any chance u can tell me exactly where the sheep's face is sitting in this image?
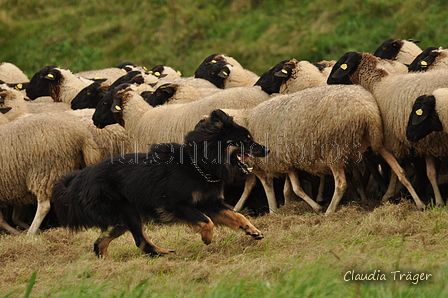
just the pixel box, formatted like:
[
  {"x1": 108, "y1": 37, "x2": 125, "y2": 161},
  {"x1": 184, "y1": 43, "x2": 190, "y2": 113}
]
[
  {"x1": 254, "y1": 59, "x2": 295, "y2": 94},
  {"x1": 373, "y1": 38, "x2": 403, "y2": 60},
  {"x1": 146, "y1": 83, "x2": 176, "y2": 107},
  {"x1": 71, "y1": 79, "x2": 108, "y2": 110},
  {"x1": 26, "y1": 65, "x2": 59, "y2": 100},
  {"x1": 327, "y1": 52, "x2": 363, "y2": 85},
  {"x1": 92, "y1": 87, "x2": 124, "y2": 129},
  {"x1": 406, "y1": 95, "x2": 443, "y2": 143}
]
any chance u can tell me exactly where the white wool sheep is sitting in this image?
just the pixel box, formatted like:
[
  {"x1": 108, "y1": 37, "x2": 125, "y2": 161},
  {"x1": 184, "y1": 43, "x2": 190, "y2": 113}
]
[
  {"x1": 230, "y1": 84, "x2": 423, "y2": 214},
  {"x1": 373, "y1": 38, "x2": 423, "y2": 65},
  {"x1": 1, "y1": 89, "x2": 131, "y2": 162},
  {"x1": 94, "y1": 85, "x2": 270, "y2": 148},
  {"x1": 27, "y1": 66, "x2": 95, "y2": 104},
  {"x1": 0, "y1": 111, "x2": 101, "y2": 235},
  {"x1": 328, "y1": 51, "x2": 448, "y2": 206},
  {"x1": 408, "y1": 47, "x2": 448, "y2": 72},
  {"x1": 0, "y1": 62, "x2": 29, "y2": 84}
]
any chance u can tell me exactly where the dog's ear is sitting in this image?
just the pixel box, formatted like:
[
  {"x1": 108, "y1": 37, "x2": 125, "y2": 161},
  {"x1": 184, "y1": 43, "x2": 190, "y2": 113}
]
[{"x1": 209, "y1": 109, "x2": 231, "y2": 128}]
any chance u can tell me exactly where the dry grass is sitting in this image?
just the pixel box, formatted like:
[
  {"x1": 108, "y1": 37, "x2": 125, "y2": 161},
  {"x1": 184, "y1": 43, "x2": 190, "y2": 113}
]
[{"x1": 1, "y1": 200, "x2": 448, "y2": 297}]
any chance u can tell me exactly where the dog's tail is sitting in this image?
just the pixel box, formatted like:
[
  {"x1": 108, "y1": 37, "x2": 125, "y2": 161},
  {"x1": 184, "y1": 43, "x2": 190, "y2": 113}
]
[{"x1": 52, "y1": 171, "x2": 89, "y2": 231}]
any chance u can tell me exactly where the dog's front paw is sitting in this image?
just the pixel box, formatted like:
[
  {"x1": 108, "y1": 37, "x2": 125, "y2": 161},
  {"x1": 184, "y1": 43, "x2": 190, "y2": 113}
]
[{"x1": 243, "y1": 225, "x2": 264, "y2": 240}]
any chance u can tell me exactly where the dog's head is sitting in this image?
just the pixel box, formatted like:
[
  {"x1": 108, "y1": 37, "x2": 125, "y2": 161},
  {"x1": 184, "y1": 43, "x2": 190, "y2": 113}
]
[{"x1": 187, "y1": 109, "x2": 269, "y2": 174}]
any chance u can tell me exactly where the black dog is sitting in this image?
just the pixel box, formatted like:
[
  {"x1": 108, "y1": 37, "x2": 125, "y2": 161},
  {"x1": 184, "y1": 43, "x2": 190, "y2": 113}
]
[{"x1": 53, "y1": 109, "x2": 269, "y2": 258}]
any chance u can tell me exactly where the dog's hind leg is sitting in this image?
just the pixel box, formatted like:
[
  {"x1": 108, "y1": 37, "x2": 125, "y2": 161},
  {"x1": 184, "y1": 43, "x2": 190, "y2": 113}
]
[
  {"x1": 120, "y1": 204, "x2": 174, "y2": 256},
  {"x1": 94, "y1": 225, "x2": 128, "y2": 259},
  {"x1": 209, "y1": 209, "x2": 264, "y2": 240}
]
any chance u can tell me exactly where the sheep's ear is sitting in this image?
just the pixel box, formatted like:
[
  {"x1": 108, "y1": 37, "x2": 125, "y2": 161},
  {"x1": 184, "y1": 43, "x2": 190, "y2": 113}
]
[
  {"x1": 0, "y1": 107, "x2": 11, "y2": 114},
  {"x1": 218, "y1": 68, "x2": 229, "y2": 78},
  {"x1": 44, "y1": 72, "x2": 56, "y2": 80},
  {"x1": 273, "y1": 68, "x2": 290, "y2": 78}
]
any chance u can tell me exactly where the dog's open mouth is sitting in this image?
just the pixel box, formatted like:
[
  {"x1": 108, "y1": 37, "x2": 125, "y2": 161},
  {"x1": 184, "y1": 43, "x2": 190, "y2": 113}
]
[{"x1": 237, "y1": 153, "x2": 253, "y2": 174}]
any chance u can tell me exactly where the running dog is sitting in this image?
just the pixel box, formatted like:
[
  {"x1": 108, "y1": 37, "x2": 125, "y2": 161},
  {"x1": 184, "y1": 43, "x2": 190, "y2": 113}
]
[{"x1": 53, "y1": 109, "x2": 269, "y2": 258}]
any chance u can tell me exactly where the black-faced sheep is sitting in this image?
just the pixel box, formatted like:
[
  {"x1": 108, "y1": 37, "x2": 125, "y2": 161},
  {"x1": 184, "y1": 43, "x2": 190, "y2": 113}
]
[
  {"x1": 255, "y1": 59, "x2": 327, "y2": 95},
  {"x1": 373, "y1": 38, "x2": 423, "y2": 65},
  {"x1": 93, "y1": 85, "x2": 270, "y2": 149},
  {"x1": 327, "y1": 51, "x2": 448, "y2": 206},
  {"x1": 230, "y1": 84, "x2": 423, "y2": 214},
  {"x1": 408, "y1": 47, "x2": 448, "y2": 72},
  {"x1": 26, "y1": 66, "x2": 95, "y2": 104}
]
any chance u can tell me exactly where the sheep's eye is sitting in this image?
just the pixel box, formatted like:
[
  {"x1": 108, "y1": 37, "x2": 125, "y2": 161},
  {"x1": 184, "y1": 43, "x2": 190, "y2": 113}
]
[{"x1": 103, "y1": 101, "x2": 109, "y2": 105}]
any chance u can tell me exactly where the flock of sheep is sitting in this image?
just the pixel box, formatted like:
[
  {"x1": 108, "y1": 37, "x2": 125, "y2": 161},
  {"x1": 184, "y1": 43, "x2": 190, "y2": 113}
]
[{"x1": 1, "y1": 38, "x2": 448, "y2": 236}]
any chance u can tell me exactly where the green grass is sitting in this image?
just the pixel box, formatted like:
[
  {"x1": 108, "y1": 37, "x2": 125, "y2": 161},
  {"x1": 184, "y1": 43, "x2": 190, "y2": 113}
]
[
  {"x1": 2, "y1": 202, "x2": 448, "y2": 297},
  {"x1": 1, "y1": 0, "x2": 448, "y2": 78}
]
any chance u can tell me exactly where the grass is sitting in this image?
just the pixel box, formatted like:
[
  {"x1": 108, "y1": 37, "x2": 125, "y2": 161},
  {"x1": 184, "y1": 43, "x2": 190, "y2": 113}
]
[
  {"x1": 1, "y1": 0, "x2": 448, "y2": 78},
  {"x1": 2, "y1": 200, "x2": 448, "y2": 297}
]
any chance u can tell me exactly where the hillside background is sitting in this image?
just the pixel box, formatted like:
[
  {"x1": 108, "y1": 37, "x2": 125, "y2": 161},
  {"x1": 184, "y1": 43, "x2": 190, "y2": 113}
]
[{"x1": 1, "y1": 0, "x2": 448, "y2": 78}]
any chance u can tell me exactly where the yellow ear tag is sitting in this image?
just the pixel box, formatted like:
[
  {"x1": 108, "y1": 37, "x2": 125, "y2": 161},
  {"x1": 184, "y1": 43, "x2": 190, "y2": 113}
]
[
  {"x1": 211, "y1": 60, "x2": 217, "y2": 63},
  {"x1": 416, "y1": 109, "x2": 423, "y2": 116},
  {"x1": 340, "y1": 64, "x2": 348, "y2": 70},
  {"x1": 94, "y1": 77, "x2": 101, "y2": 80},
  {"x1": 420, "y1": 61, "x2": 428, "y2": 67},
  {"x1": 177, "y1": 70, "x2": 182, "y2": 76},
  {"x1": 115, "y1": 105, "x2": 122, "y2": 111},
  {"x1": 143, "y1": 66, "x2": 148, "y2": 71},
  {"x1": 154, "y1": 71, "x2": 161, "y2": 77},
  {"x1": 15, "y1": 83, "x2": 23, "y2": 90},
  {"x1": 223, "y1": 71, "x2": 228, "y2": 76},
  {"x1": 121, "y1": 68, "x2": 127, "y2": 72},
  {"x1": 281, "y1": 69, "x2": 288, "y2": 74},
  {"x1": 47, "y1": 73, "x2": 54, "y2": 78},
  {"x1": 148, "y1": 70, "x2": 153, "y2": 74}
]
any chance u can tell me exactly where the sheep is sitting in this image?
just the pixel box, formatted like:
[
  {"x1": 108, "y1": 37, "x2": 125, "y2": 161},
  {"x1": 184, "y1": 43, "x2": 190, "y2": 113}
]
[
  {"x1": 231, "y1": 84, "x2": 423, "y2": 214},
  {"x1": 145, "y1": 82, "x2": 206, "y2": 107},
  {"x1": 149, "y1": 65, "x2": 182, "y2": 79},
  {"x1": 1, "y1": 88, "x2": 131, "y2": 162},
  {"x1": 408, "y1": 47, "x2": 448, "y2": 72},
  {"x1": 327, "y1": 51, "x2": 448, "y2": 207},
  {"x1": 0, "y1": 106, "x2": 11, "y2": 124},
  {"x1": 255, "y1": 59, "x2": 327, "y2": 95},
  {"x1": 406, "y1": 88, "x2": 448, "y2": 142},
  {"x1": 373, "y1": 38, "x2": 423, "y2": 65},
  {"x1": 194, "y1": 53, "x2": 259, "y2": 88},
  {"x1": 93, "y1": 85, "x2": 270, "y2": 149},
  {"x1": 0, "y1": 62, "x2": 29, "y2": 84},
  {"x1": 0, "y1": 110, "x2": 101, "y2": 235},
  {"x1": 27, "y1": 66, "x2": 95, "y2": 104}
]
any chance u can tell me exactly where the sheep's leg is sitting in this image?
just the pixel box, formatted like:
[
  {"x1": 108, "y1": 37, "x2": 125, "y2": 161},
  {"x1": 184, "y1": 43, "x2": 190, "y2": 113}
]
[
  {"x1": 94, "y1": 225, "x2": 128, "y2": 259},
  {"x1": 378, "y1": 148, "x2": 426, "y2": 210},
  {"x1": 287, "y1": 171, "x2": 323, "y2": 214},
  {"x1": 254, "y1": 170, "x2": 278, "y2": 213},
  {"x1": 27, "y1": 197, "x2": 51, "y2": 235},
  {"x1": 283, "y1": 175, "x2": 297, "y2": 206},
  {"x1": 425, "y1": 154, "x2": 444, "y2": 207},
  {"x1": 12, "y1": 206, "x2": 30, "y2": 230},
  {"x1": 316, "y1": 176, "x2": 326, "y2": 203},
  {"x1": 325, "y1": 166, "x2": 347, "y2": 215},
  {"x1": 233, "y1": 174, "x2": 257, "y2": 212},
  {"x1": 382, "y1": 172, "x2": 398, "y2": 202},
  {"x1": 0, "y1": 210, "x2": 20, "y2": 234}
]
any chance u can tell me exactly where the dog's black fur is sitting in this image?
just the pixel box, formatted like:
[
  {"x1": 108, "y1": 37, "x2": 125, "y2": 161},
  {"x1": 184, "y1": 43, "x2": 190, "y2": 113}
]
[{"x1": 53, "y1": 109, "x2": 269, "y2": 258}]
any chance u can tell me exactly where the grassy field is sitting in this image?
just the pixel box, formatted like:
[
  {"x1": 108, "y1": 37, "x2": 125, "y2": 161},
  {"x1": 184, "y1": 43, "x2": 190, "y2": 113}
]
[
  {"x1": 1, "y1": 0, "x2": 448, "y2": 78},
  {"x1": 2, "y1": 200, "x2": 448, "y2": 298}
]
